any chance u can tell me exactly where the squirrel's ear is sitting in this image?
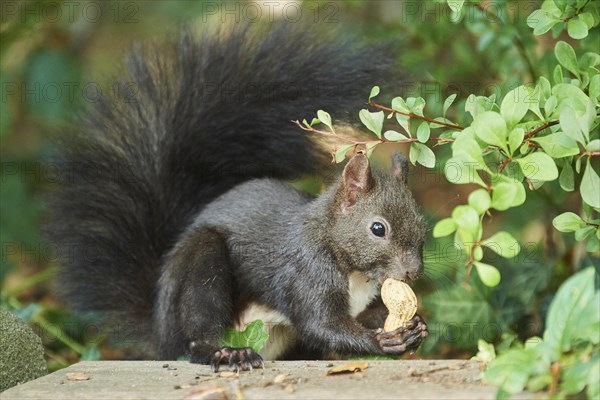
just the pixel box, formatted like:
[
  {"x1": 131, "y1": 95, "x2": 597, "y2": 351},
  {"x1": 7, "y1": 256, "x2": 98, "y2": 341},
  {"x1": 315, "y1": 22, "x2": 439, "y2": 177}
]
[
  {"x1": 340, "y1": 153, "x2": 373, "y2": 213},
  {"x1": 391, "y1": 152, "x2": 409, "y2": 184}
]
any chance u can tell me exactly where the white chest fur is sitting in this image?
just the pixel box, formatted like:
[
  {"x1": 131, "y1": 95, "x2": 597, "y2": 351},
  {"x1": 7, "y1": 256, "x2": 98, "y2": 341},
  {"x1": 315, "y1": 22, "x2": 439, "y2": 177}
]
[{"x1": 348, "y1": 271, "x2": 379, "y2": 317}]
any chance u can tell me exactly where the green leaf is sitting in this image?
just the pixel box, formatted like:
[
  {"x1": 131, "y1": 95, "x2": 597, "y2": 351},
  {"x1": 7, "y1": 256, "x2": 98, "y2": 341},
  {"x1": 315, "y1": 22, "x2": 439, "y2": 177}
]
[
  {"x1": 452, "y1": 205, "x2": 480, "y2": 232},
  {"x1": 587, "y1": 234, "x2": 600, "y2": 252},
  {"x1": 416, "y1": 122, "x2": 431, "y2": 143},
  {"x1": 409, "y1": 142, "x2": 435, "y2": 168},
  {"x1": 555, "y1": 41, "x2": 580, "y2": 78},
  {"x1": 474, "y1": 262, "x2": 501, "y2": 287},
  {"x1": 444, "y1": 156, "x2": 486, "y2": 186},
  {"x1": 395, "y1": 114, "x2": 410, "y2": 136},
  {"x1": 473, "y1": 245, "x2": 483, "y2": 261},
  {"x1": 391, "y1": 96, "x2": 410, "y2": 113},
  {"x1": 369, "y1": 86, "x2": 380, "y2": 101},
  {"x1": 579, "y1": 10, "x2": 595, "y2": 26},
  {"x1": 465, "y1": 94, "x2": 495, "y2": 119},
  {"x1": 537, "y1": 76, "x2": 552, "y2": 101},
  {"x1": 567, "y1": 18, "x2": 589, "y2": 39},
  {"x1": 451, "y1": 127, "x2": 486, "y2": 165},
  {"x1": 540, "y1": 0, "x2": 561, "y2": 17},
  {"x1": 433, "y1": 218, "x2": 457, "y2": 238},
  {"x1": 587, "y1": 351, "x2": 600, "y2": 399},
  {"x1": 586, "y1": 140, "x2": 600, "y2": 152},
  {"x1": 516, "y1": 152, "x2": 559, "y2": 181},
  {"x1": 335, "y1": 144, "x2": 354, "y2": 163},
  {"x1": 491, "y1": 180, "x2": 526, "y2": 211},
  {"x1": 468, "y1": 189, "x2": 491, "y2": 215},
  {"x1": 562, "y1": 351, "x2": 596, "y2": 395},
  {"x1": 579, "y1": 52, "x2": 600, "y2": 70},
  {"x1": 560, "y1": 107, "x2": 586, "y2": 144},
  {"x1": 392, "y1": 97, "x2": 410, "y2": 134},
  {"x1": 559, "y1": 162, "x2": 575, "y2": 191},
  {"x1": 383, "y1": 130, "x2": 408, "y2": 141},
  {"x1": 220, "y1": 320, "x2": 269, "y2": 353},
  {"x1": 473, "y1": 111, "x2": 508, "y2": 152},
  {"x1": 575, "y1": 226, "x2": 596, "y2": 241},
  {"x1": 500, "y1": 86, "x2": 529, "y2": 127},
  {"x1": 472, "y1": 339, "x2": 496, "y2": 364},
  {"x1": 590, "y1": 75, "x2": 600, "y2": 101},
  {"x1": 317, "y1": 110, "x2": 333, "y2": 131},
  {"x1": 544, "y1": 95, "x2": 557, "y2": 117},
  {"x1": 365, "y1": 141, "x2": 379, "y2": 157},
  {"x1": 526, "y1": 86, "x2": 544, "y2": 120},
  {"x1": 531, "y1": 132, "x2": 580, "y2": 158},
  {"x1": 544, "y1": 268, "x2": 598, "y2": 357},
  {"x1": 581, "y1": 161, "x2": 600, "y2": 208},
  {"x1": 406, "y1": 97, "x2": 426, "y2": 116},
  {"x1": 430, "y1": 117, "x2": 455, "y2": 129},
  {"x1": 553, "y1": 65, "x2": 564, "y2": 85},
  {"x1": 508, "y1": 128, "x2": 525, "y2": 155},
  {"x1": 446, "y1": 0, "x2": 465, "y2": 12},
  {"x1": 553, "y1": 84, "x2": 589, "y2": 116},
  {"x1": 526, "y1": 372, "x2": 553, "y2": 393},
  {"x1": 484, "y1": 348, "x2": 537, "y2": 394},
  {"x1": 359, "y1": 109, "x2": 384, "y2": 138},
  {"x1": 443, "y1": 93, "x2": 457, "y2": 117},
  {"x1": 527, "y1": 9, "x2": 559, "y2": 35},
  {"x1": 481, "y1": 231, "x2": 521, "y2": 258}
]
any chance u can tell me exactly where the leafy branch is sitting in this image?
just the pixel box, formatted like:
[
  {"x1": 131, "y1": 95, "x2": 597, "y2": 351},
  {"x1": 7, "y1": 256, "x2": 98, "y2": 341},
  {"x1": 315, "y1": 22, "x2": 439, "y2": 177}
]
[{"x1": 366, "y1": 101, "x2": 465, "y2": 130}]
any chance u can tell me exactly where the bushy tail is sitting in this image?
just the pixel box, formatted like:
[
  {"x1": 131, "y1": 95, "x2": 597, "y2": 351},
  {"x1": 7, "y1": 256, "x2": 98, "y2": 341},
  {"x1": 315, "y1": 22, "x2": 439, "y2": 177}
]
[{"x1": 45, "y1": 23, "x2": 400, "y2": 346}]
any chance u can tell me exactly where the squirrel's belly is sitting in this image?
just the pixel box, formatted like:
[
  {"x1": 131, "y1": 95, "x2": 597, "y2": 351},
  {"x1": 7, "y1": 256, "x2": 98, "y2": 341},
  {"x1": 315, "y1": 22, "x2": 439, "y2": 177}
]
[
  {"x1": 236, "y1": 273, "x2": 377, "y2": 360},
  {"x1": 236, "y1": 303, "x2": 296, "y2": 360}
]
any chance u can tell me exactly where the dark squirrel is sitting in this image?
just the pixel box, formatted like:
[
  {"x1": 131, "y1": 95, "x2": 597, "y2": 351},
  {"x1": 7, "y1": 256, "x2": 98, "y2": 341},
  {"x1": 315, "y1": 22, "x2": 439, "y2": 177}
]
[{"x1": 45, "y1": 23, "x2": 429, "y2": 372}]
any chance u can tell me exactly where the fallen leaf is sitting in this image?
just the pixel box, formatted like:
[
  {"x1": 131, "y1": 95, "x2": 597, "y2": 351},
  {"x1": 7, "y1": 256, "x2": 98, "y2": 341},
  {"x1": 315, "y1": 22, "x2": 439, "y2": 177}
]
[
  {"x1": 182, "y1": 384, "x2": 228, "y2": 400},
  {"x1": 66, "y1": 372, "x2": 90, "y2": 381},
  {"x1": 273, "y1": 373, "x2": 289, "y2": 384},
  {"x1": 326, "y1": 362, "x2": 369, "y2": 375},
  {"x1": 283, "y1": 384, "x2": 295, "y2": 394}
]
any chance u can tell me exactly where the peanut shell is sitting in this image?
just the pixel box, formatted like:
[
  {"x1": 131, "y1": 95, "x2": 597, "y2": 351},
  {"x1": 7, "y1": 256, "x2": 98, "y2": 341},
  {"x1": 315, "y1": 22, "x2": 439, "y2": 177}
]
[{"x1": 381, "y1": 278, "x2": 418, "y2": 332}]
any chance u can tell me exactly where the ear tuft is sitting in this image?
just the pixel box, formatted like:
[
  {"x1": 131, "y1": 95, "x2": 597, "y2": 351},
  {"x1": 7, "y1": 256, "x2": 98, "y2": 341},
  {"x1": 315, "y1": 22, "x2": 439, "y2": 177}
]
[
  {"x1": 340, "y1": 153, "x2": 373, "y2": 213},
  {"x1": 391, "y1": 152, "x2": 409, "y2": 184}
]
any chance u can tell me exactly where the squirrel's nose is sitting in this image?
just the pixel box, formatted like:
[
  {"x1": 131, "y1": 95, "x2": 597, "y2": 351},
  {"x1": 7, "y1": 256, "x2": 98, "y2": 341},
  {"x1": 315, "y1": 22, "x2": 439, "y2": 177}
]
[{"x1": 394, "y1": 253, "x2": 424, "y2": 281}]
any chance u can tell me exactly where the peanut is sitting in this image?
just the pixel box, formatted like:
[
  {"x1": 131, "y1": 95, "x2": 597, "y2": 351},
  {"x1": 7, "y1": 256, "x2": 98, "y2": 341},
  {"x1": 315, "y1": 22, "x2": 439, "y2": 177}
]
[{"x1": 381, "y1": 278, "x2": 418, "y2": 332}]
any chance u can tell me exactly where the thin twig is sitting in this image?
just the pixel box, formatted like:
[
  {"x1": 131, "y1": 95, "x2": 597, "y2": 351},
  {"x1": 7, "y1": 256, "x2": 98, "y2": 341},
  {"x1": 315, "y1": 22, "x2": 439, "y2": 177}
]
[
  {"x1": 524, "y1": 120, "x2": 560, "y2": 139},
  {"x1": 368, "y1": 101, "x2": 465, "y2": 130},
  {"x1": 498, "y1": 158, "x2": 511, "y2": 174},
  {"x1": 292, "y1": 120, "x2": 455, "y2": 146}
]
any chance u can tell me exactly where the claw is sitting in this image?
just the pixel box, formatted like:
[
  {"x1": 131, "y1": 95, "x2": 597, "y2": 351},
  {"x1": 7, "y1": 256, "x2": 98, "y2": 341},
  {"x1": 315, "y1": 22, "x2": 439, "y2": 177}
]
[
  {"x1": 206, "y1": 347, "x2": 263, "y2": 373},
  {"x1": 376, "y1": 313, "x2": 429, "y2": 356}
]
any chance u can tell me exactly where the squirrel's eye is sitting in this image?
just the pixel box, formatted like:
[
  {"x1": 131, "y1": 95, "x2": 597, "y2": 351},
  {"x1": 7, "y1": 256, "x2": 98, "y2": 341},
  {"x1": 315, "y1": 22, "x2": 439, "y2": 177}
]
[{"x1": 370, "y1": 222, "x2": 386, "y2": 237}]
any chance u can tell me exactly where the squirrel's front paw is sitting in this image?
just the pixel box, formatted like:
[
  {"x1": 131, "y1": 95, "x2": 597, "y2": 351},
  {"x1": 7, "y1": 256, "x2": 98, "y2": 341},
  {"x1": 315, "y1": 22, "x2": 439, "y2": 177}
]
[
  {"x1": 375, "y1": 314, "x2": 428, "y2": 355},
  {"x1": 195, "y1": 346, "x2": 264, "y2": 373}
]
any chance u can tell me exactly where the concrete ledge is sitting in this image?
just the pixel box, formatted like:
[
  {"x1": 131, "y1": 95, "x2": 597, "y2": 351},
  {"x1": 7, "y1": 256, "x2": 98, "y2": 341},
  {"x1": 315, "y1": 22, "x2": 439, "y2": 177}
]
[{"x1": 1, "y1": 360, "x2": 532, "y2": 399}]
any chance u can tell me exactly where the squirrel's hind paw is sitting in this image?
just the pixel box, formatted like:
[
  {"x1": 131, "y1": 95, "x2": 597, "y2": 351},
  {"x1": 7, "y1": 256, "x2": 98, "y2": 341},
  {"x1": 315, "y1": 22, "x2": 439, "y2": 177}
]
[{"x1": 205, "y1": 347, "x2": 264, "y2": 373}]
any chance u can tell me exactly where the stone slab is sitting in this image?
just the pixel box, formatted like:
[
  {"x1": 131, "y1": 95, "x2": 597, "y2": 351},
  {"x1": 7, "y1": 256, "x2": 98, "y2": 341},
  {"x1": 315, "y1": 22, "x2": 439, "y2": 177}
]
[{"x1": 1, "y1": 360, "x2": 534, "y2": 399}]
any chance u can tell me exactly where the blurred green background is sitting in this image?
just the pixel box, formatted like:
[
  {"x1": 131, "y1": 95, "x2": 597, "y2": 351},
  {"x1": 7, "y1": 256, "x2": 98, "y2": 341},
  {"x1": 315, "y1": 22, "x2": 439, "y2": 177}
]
[{"x1": 1, "y1": 0, "x2": 597, "y2": 371}]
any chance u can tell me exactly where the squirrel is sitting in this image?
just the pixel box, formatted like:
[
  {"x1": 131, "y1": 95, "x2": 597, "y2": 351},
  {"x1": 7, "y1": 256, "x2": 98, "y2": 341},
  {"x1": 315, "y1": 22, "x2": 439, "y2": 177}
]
[{"x1": 45, "y1": 22, "x2": 429, "y2": 372}]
